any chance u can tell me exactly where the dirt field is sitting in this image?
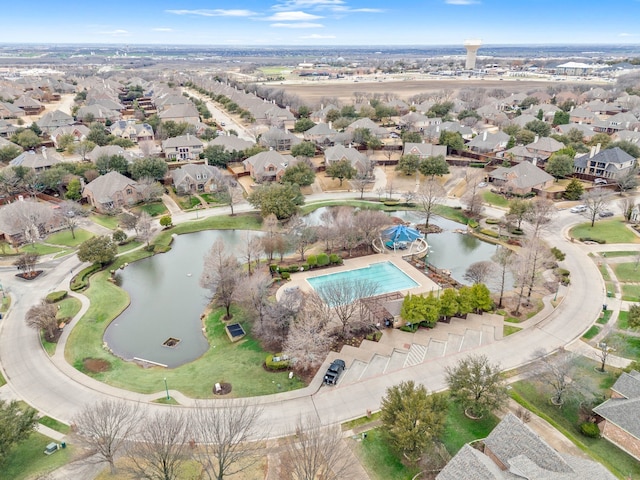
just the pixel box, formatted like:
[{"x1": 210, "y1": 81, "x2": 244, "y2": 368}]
[{"x1": 273, "y1": 76, "x2": 599, "y2": 105}]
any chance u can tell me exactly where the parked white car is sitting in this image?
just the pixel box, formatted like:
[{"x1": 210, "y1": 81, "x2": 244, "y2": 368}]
[{"x1": 570, "y1": 205, "x2": 587, "y2": 213}]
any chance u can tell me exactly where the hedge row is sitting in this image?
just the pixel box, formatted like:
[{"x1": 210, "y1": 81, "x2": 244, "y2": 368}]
[
  {"x1": 45, "y1": 291, "x2": 68, "y2": 303},
  {"x1": 70, "y1": 264, "x2": 102, "y2": 292},
  {"x1": 479, "y1": 229, "x2": 500, "y2": 238},
  {"x1": 269, "y1": 254, "x2": 343, "y2": 275},
  {"x1": 265, "y1": 353, "x2": 290, "y2": 371},
  {"x1": 580, "y1": 237, "x2": 606, "y2": 244}
]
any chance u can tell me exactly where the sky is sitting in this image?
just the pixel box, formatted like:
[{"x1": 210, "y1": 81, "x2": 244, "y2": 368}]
[{"x1": 2, "y1": 0, "x2": 640, "y2": 46}]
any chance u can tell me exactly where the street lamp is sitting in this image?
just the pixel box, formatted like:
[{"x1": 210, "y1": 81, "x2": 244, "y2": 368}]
[{"x1": 164, "y1": 377, "x2": 170, "y2": 400}]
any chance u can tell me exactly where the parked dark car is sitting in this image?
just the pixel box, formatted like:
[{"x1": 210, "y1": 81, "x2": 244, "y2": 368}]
[
  {"x1": 323, "y1": 359, "x2": 346, "y2": 385},
  {"x1": 599, "y1": 210, "x2": 614, "y2": 218}
]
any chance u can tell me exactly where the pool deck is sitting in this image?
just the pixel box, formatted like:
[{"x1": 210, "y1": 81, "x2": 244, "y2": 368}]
[{"x1": 277, "y1": 252, "x2": 441, "y2": 300}]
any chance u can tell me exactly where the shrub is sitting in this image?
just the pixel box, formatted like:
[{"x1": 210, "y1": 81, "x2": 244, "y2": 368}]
[
  {"x1": 70, "y1": 264, "x2": 101, "y2": 291},
  {"x1": 467, "y1": 219, "x2": 479, "y2": 229},
  {"x1": 269, "y1": 264, "x2": 279, "y2": 273},
  {"x1": 469, "y1": 162, "x2": 486, "y2": 168},
  {"x1": 306, "y1": 255, "x2": 317, "y2": 268},
  {"x1": 579, "y1": 422, "x2": 600, "y2": 438},
  {"x1": 317, "y1": 253, "x2": 330, "y2": 266},
  {"x1": 579, "y1": 237, "x2": 606, "y2": 244},
  {"x1": 301, "y1": 264, "x2": 310, "y2": 271},
  {"x1": 288, "y1": 264, "x2": 298, "y2": 273},
  {"x1": 628, "y1": 304, "x2": 640, "y2": 329},
  {"x1": 480, "y1": 228, "x2": 499, "y2": 238},
  {"x1": 510, "y1": 228, "x2": 524, "y2": 235},
  {"x1": 400, "y1": 323, "x2": 419, "y2": 333},
  {"x1": 280, "y1": 271, "x2": 290, "y2": 280},
  {"x1": 365, "y1": 331, "x2": 383, "y2": 342},
  {"x1": 153, "y1": 245, "x2": 171, "y2": 254},
  {"x1": 551, "y1": 247, "x2": 566, "y2": 261},
  {"x1": 329, "y1": 253, "x2": 342, "y2": 264},
  {"x1": 45, "y1": 291, "x2": 68, "y2": 303},
  {"x1": 265, "y1": 353, "x2": 290, "y2": 371},
  {"x1": 485, "y1": 218, "x2": 500, "y2": 225},
  {"x1": 383, "y1": 200, "x2": 400, "y2": 206}
]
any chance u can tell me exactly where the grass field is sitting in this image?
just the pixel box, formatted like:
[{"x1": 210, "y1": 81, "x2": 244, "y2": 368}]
[
  {"x1": 504, "y1": 325, "x2": 522, "y2": 336},
  {"x1": 116, "y1": 240, "x2": 142, "y2": 254},
  {"x1": 45, "y1": 228, "x2": 94, "y2": 247},
  {"x1": 90, "y1": 213, "x2": 119, "y2": 230},
  {"x1": 482, "y1": 191, "x2": 510, "y2": 207},
  {"x1": 570, "y1": 220, "x2": 640, "y2": 244},
  {"x1": 354, "y1": 428, "x2": 420, "y2": 480},
  {"x1": 597, "y1": 310, "x2": 612, "y2": 325},
  {"x1": 3, "y1": 432, "x2": 75, "y2": 480},
  {"x1": 612, "y1": 262, "x2": 640, "y2": 282},
  {"x1": 510, "y1": 358, "x2": 640, "y2": 479},
  {"x1": 599, "y1": 250, "x2": 639, "y2": 257},
  {"x1": 598, "y1": 264, "x2": 611, "y2": 281},
  {"x1": 582, "y1": 325, "x2": 601, "y2": 340},
  {"x1": 39, "y1": 416, "x2": 71, "y2": 434},
  {"x1": 19, "y1": 242, "x2": 64, "y2": 255},
  {"x1": 65, "y1": 274, "x2": 304, "y2": 397},
  {"x1": 133, "y1": 201, "x2": 167, "y2": 217},
  {"x1": 622, "y1": 284, "x2": 640, "y2": 302},
  {"x1": 602, "y1": 333, "x2": 640, "y2": 361}
]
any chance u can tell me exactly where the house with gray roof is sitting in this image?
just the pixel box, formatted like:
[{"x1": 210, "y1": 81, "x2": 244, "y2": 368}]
[
  {"x1": 487, "y1": 161, "x2": 554, "y2": 195},
  {"x1": 0, "y1": 102, "x2": 26, "y2": 119},
  {"x1": 555, "y1": 123, "x2": 595, "y2": 141},
  {"x1": 258, "y1": 127, "x2": 301, "y2": 152},
  {"x1": 303, "y1": 122, "x2": 338, "y2": 146},
  {"x1": 82, "y1": 171, "x2": 141, "y2": 213},
  {"x1": 109, "y1": 120, "x2": 154, "y2": 143},
  {"x1": 524, "y1": 136, "x2": 564, "y2": 164},
  {"x1": 208, "y1": 135, "x2": 255, "y2": 153},
  {"x1": 76, "y1": 104, "x2": 121, "y2": 124},
  {"x1": 324, "y1": 145, "x2": 370, "y2": 174},
  {"x1": 346, "y1": 118, "x2": 388, "y2": 138},
  {"x1": 161, "y1": 134, "x2": 204, "y2": 161},
  {"x1": 0, "y1": 199, "x2": 64, "y2": 246},
  {"x1": 613, "y1": 129, "x2": 640, "y2": 145},
  {"x1": 50, "y1": 125, "x2": 90, "y2": 149},
  {"x1": 36, "y1": 110, "x2": 74, "y2": 133},
  {"x1": 158, "y1": 104, "x2": 200, "y2": 125},
  {"x1": 10, "y1": 148, "x2": 62, "y2": 172},
  {"x1": 171, "y1": 164, "x2": 223, "y2": 195},
  {"x1": 243, "y1": 150, "x2": 296, "y2": 182},
  {"x1": 87, "y1": 145, "x2": 139, "y2": 163},
  {"x1": 569, "y1": 107, "x2": 596, "y2": 125},
  {"x1": 13, "y1": 95, "x2": 44, "y2": 116},
  {"x1": 593, "y1": 370, "x2": 640, "y2": 461},
  {"x1": 437, "y1": 413, "x2": 616, "y2": 480},
  {"x1": 592, "y1": 112, "x2": 639, "y2": 134},
  {"x1": 0, "y1": 120, "x2": 18, "y2": 138},
  {"x1": 468, "y1": 131, "x2": 510, "y2": 154},
  {"x1": 310, "y1": 104, "x2": 340, "y2": 123},
  {"x1": 573, "y1": 146, "x2": 636, "y2": 180},
  {"x1": 403, "y1": 142, "x2": 447, "y2": 159}
]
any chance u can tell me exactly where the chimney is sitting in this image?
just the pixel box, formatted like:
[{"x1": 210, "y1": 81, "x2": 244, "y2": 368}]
[
  {"x1": 595, "y1": 143, "x2": 601, "y2": 155},
  {"x1": 482, "y1": 131, "x2": 487, "y2": 141},
  {"x1": 285, "y1": 105, "x2": 290, "y2": 111},
  {"x1": 534, "y1": 135, "x2": 539, "y2": 143},
  {"x1": 436, "y1": 125, "x2": 440, "y2": 133},
  {"x1": 590, "y1": 145, "x2": 596, "y2": 158},
  {"x1": 320, "y1": 103, "x2": 324, "y2": 110},
  {"x1": 187, "y1": 133, "x2": 190, "y2": 141},
  {"x1": 570, "y1": 105, "x2": 574, "y2": 112},
  {"x1": 328, "y1": 121, "x2": 332, "y2": 130}
]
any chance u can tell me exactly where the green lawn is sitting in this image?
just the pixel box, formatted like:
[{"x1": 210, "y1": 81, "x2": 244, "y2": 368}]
[
  {"x1": 39, "y1": 416, "x2": 71, "y2": 434},
  {"x1": 45, "y1": 229, "x2": 94, "y2": 247},
  {"x1": 200, "y1": 193, "x2": 223, "y2": 204},
  {"x1": 353, "y1": 428, "x2": 420, "y2": 480},
  {"x1": 570, "y1": 220, "x2": 640, "y2": 244},
  {"x1": 57, "y1": 297, "x2": 82, "y2": 320},
  {"x1": 176, "y1": 195, "x2": 202, "y2": 210},
  {"x1": 582, "y1": 325, "x2": 601, "y2": 340},
  {"x1": 482, "y1": 191, "x2": 509, "y2": 207},
  {"x1": 597, "y1": 310, "x2": 612, "y2": 325},
  {"x1": 65, "y1": 273, "x2": 304, "y2": 398},
  {"x1": 510, "y1": 359, "x2": 640, "y2": 479},
  {"x1": 133, "y1": 201, "x2": 168, "y2": 217},
  {"x1": 116, "y1": 240, "x2": 142, "y2": 254},
  {"x1": 612, "y1": 262, "x2": 640, "y2": 282},
  {"x1": 621, "y1": 284, "x2": 640, "y2": 302},
  {"x1": 18, "y1": 243, "x2": 64, "y2": 255},
  {"x1": 504, "y1": 325, "x2": 522, "y2": 336},
  {"x1": 598, "y1": 264, "x2": 611, "y2": 281},
  {"x1": 442, "y1": 403, "x2": 499, "y2": 454},
  {"x1": 0, "y1": 369, "x2": 5, "y2": 387},
  {"x1": 89, "y1": 213, "x2": 119, "y2": 230},
  {"x1": 602, "y1": 333, "x2": 640, "y2": 362},
  {"x1": 3, "y1": 432, "x2": 75, "y2": 480},
  {"x1": 599, "y1": 251, "x2": 639, "y2": 258}
]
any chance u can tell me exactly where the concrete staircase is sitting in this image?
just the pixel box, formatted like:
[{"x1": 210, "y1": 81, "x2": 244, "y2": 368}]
[{"x1": 333, "y1": 313, "x2": 504, "y2": 387}]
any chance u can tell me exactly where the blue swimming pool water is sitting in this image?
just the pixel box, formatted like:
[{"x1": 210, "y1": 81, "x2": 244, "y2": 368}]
[{"x1": 307, "y1": 261, "x2": 419, "y2": 302}]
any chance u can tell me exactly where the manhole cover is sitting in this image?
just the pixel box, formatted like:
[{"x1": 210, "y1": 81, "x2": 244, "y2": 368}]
[{"x1": 162, "y1": 337, "x2": 181, "y2": 348}]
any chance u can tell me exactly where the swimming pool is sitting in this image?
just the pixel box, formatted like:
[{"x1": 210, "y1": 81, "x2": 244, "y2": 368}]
[{"x1": 307, "y1": 261, "x2": 419, "y2": 303}]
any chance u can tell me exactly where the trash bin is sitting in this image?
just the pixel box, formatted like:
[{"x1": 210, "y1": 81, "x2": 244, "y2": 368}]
[
  {"x1": 61, "y1": 441, "x2": 66, "y2": 449},
  {"x1": 603, "y1": 304, "x2": 608, "y2": 311},
  {"x1": 607, "y1": 291, "x2": 612, "y2": 298}
]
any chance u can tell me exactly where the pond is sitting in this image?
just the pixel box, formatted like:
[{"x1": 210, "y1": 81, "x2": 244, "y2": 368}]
[{"x1": 103, "y1": 230, "x2": 263, "y2": 368}]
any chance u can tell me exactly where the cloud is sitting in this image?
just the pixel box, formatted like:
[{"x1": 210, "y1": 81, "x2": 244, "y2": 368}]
[
  {"x1": 265, "y1": 11, "x2": 323, "y2": 21},
  {"x1": 152, "y1": 27, "x2": 174, "y2": 32},
  {"x1": 96, "y1": 29, "x2": 130, "y2": 36},
  {"x1": 300, "y1": 33, "x2": 336, "y2": 38},
  {"x1": 165, "y1": 9, "x2": 256, "y2": 17},
  {"x1": 445, "y1": 0, "x2": 480, "y2": 4},
  {"x1": 618, "y1": 32, "x2": 638, "y2": 37},
  {"x1": 271, "y1": 22, "x2": 324, "y2": 28},
  {"x1": 272, "y1": 0, "x2": 382, "y2": 13},
  {"x1": 331, "y1": 6, "x2": 383, "y2": 12}
]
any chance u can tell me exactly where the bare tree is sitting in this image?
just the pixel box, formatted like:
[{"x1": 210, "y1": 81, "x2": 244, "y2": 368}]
[
  {"x1": 492, "y1": 247, "x2": 514, "y2": 308},
  {"x1": 237, "y1": 268, "x2": 272, "y2": 326},
  {"x1": 350, "y1": 172, "x2": 374, "y2": 199},
  {"x1": 136, "y1": 211, "x2": 154, "y2": 248},
  {"x1": 582, "y1": 187, "x2": 609, "y2": 227},
  {"x1": 191, "y1": 400, "x2": 266, "y2": 480},
  {"x1": 290, "y1": 222, "x2": 317, "y2": 262},
  {"x1": 463, "y1": 261, "x2": 496, "y2": 285},
  {"x1": 417, "y1": 179, "x2": 445, "y2": 230},
  {"x1": 139, "y1": 140, "x2": 156, "y2": 157},
  {"x1": 1, "y1": 198, "x2": 53, "y2": 245},
  {"x1": 25, "y1": 299, "x2": 58, "y2": 341},
  {"x1": 138, "y1": 177, "x2": 165, "y2": 203},
  {"x1": 241, "y1": 232, "x2": 263, "y2": 275},
  {"x1": 72, "y1": 399, "x2": 141, "y2": 474},
  {"x1": 284, "y1": 305, "x2": 333, "y2": 375},
  {"x1": 126, "y1": 409, "x2": 190, "y2": 480},
  {"x1": 316, "y1": 278, "x2": 379, "y2": 336},
  {"x1": 258, "y1": 285, "x2": 304, "y2": 349},
  {"x1": 596, "y1": 337, "x2": 620, "y2": 372},
  {"x1": 461, "y1": 170, "x2": 484, "y2": 217},
  {"x1": 119, "y1": 212, "x2": 139, "y2": 235},
  {"x1": 511, "y1": 237, "x2": 550, "y2": 314},
  {"x1": 200, "y1": 239, "x2": 242, "y2": 320},
  {"x1": 533, "y1": 348, "x2": 578, "y2": 405},
  {"x1": 385, "y1": 179, "x2": 396, "y2": 200},
  {"x1": 523, "y1": 198, "x2": 555, "y2": 238},
  {"x1": 57, "y1": 200, "x2": 85, "y2": 239},
  {"x1": 619, "y1": 196, "x2": 636, "y2": 222},
  {"x1": 282, "y1": 415, "x2": 353, "y2": 480},
  {"x1": 352, "y1": 209, "x2": 392, "y2": 253},
  {"x1": 14, "y1": 252, "x2": 39, "y2": 278}
]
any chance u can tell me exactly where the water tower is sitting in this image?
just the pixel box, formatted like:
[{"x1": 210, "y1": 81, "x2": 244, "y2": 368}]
[{"x1": 463, "y1": 39, "x2": 482, "y2": 70}]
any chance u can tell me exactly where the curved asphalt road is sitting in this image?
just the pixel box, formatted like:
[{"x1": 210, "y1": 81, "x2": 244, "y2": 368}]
[{"x1": 0, "y1": 194, "x2": 608, "y2": 438}]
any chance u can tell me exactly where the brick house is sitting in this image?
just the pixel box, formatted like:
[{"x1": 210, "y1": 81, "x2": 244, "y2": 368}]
[
  {"x1": 243, "y1": 150, "x2": 296, "y2": 182},
  {"x1": 161, "y1": 134, "x2": 204, "y2": 161},
  {"x1": 82, "y1": 171, "x2": 141, "y2": 213},
  {"x1": 593, "y1": 370, "x2": 640, "y2": 461},
  {"x1": 574, "y1": 146, "x2": 636, "y2": 180},
  {"x1": 487, "y1": 161, "x2": 554, "y2": 195}
]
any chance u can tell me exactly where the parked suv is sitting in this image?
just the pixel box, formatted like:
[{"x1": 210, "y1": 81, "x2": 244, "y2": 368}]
[
  {"x1": 594, "y1": 178, "x2": 607, "y2": 185},
  {"x1": 323, "y1": 359, "x2": 346, "y2": 385},
  {"x1": 570, "y1": 205, "x2": 587, "y2": 213}
]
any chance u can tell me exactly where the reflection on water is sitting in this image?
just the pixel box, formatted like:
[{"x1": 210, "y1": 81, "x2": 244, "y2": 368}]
[{"x1": 103, "y1": 230, "x2": 263, "y2": 368}]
